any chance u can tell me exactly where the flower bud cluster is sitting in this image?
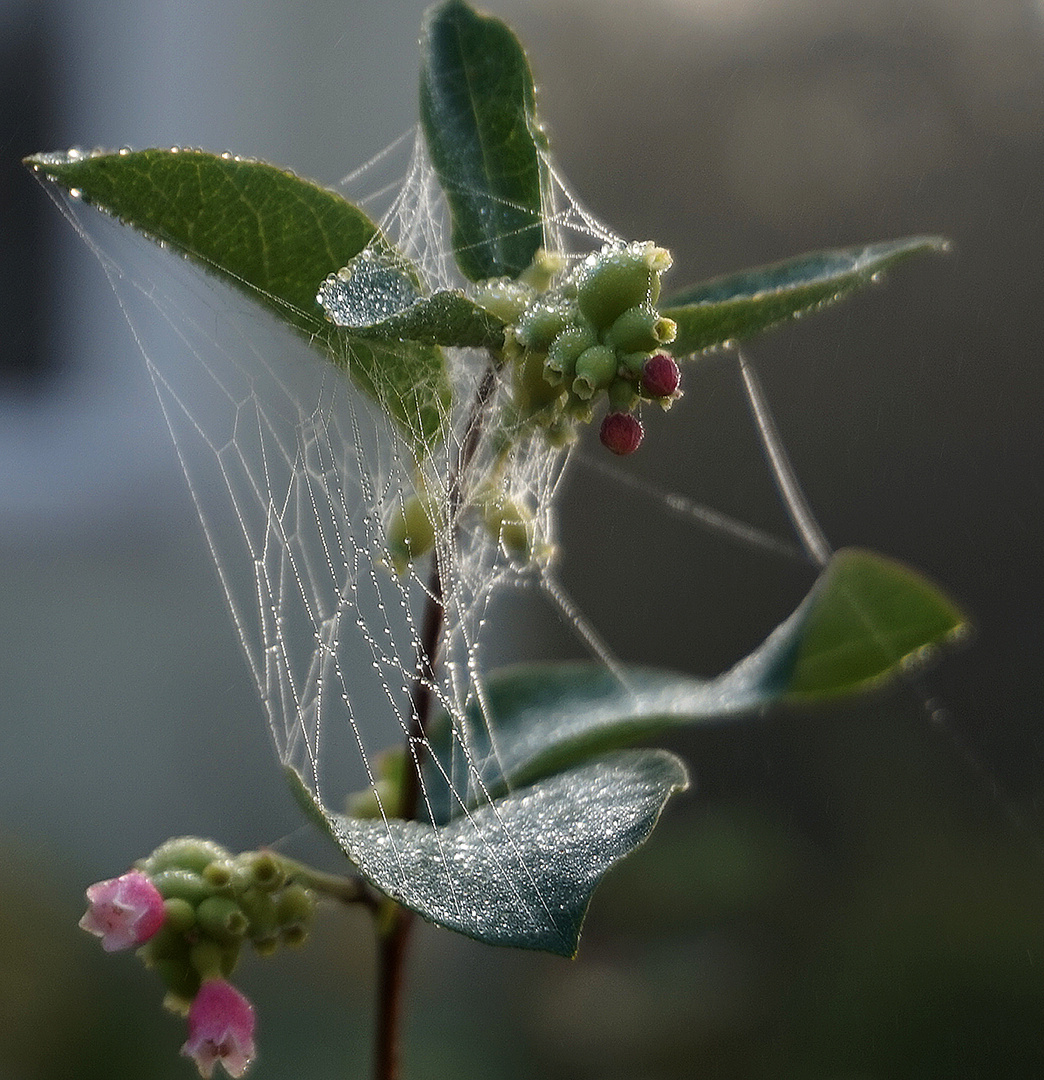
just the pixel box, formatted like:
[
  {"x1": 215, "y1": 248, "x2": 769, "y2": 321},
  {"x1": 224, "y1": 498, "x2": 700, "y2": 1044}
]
[
  {"x1": 81, "y1": 838, "x2": 318, "y2": 1077},
  {"x1": 504, "y1": 241, "x2": 683, "y2": 454},
  {"x1": 135, "y1": 838, "x2": 316, "y2": 1008}
]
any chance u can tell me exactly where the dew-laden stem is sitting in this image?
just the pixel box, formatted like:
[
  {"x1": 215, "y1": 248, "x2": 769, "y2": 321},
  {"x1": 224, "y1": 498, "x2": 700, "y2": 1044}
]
[{"x1": 373, "y1": 363, "x2": 501, "y2": 1080}]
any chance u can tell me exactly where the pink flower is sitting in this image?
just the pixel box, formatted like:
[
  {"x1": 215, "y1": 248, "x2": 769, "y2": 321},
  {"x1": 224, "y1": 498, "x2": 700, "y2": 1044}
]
[
  {"x1": 181, "y1": 979, "x2": 257, "y2": 1078},
  {"x1": 79, "y1": 869, "x2": 166, "y2": 952}
]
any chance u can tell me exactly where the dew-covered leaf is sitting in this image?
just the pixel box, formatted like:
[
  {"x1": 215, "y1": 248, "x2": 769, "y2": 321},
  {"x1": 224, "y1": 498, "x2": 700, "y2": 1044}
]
[
  {"x1": 660, "y1": 236, "x2": 947, "y2": 357},
  {"x1": 318, "y1": 250, "x2": 507, "y2": 348},
  {"x1": 295, "y1": 749, "x2": 686, "y2": 955},
  {"x1": 420, "y1": 0, "x2": 548, "y2": 282},
  {"x1": 23, "y1": 148, "x2": 451, "y2": 447},
  {"x1": 423, "y1": 548, "x2": 966, "y2": 821}
]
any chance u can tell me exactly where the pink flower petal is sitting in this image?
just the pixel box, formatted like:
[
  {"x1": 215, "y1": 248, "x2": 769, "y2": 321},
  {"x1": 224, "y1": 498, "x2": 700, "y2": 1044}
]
[
  {"x1": 181, "y1": 979, "x2": 257, "y2": 1079},
  {"x1": 79, "y1": 869, "x2": 166, "y2": 952}
]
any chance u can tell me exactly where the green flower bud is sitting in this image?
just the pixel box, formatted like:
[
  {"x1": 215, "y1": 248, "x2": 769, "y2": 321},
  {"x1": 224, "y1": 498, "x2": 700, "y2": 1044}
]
[
  {"x1": 575, "y1": 242, "x2": 672, "y2": 330},
  {"x1": 518, "y1": 248, "x2": 567, "y2": 292},
  {"x1": 141, "y1": 837, "x2": 232, "y2": 877},
  {"x1": 545, "y1": 324, "x2": 597, "y2": 385},
  {"x1": 281, "y1": 923, "x2": 309, "y2": 948},
  {"x1": 385, "y1": 491, "x2": 438, "y2": 576},
  {"x1": 252, "y1": 936, "x2": 280, "y2": 957},
  {"x1": 162, "y1": 897, "x2": 197, "y2": 934},
  {"x1": 202, "y1": 860, "x2": 234, "y2": 889},
  {"x1": 516, "y1": 301, "x2": 571, "y2": 351},
  {"x1": 481, "y1": 490, "x2": 535, "y2": 560},
  {"x1": 196, "y1": 896, "x2": 248, "y2": 943},
  {"x1": 471, "y1": 277, "x2": 535, "y2": 322},
  {"x1": 150, "y1": 869, "x2": 211, "y2": 906},
  {"x1": 572, "y1": 345, "x2": 618, "y2": 400},
  {"x1": 242, "y1": 852, "x2": 284, "y2": 892},
  {"x1": 347, "y1": 746, "x2": 408, "y2": 819},
  {"x1": 603, "y1": 305, "x2": 677, "y2": 353},
  {"x1": 162, "y1": 988, "x2": 196, "y2": 1018},
  {"x1": 347, "y1": 780, "x2": 395, "y2": 820},
  {"x1": 275, "y1": 884, "x2": 316, "y2": 928},
  {"x1": 239, "y1": 889, "x2": 278, "y2": 942}
]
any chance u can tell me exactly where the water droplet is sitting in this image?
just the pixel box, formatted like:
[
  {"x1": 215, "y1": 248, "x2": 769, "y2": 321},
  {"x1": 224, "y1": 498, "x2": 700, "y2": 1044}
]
[
  {"x1": 118, "y1": 146, "x2": 132, "y2": 156},
  {"x1": 68, "y1": 187, "x2": 82, "y2": 200}
]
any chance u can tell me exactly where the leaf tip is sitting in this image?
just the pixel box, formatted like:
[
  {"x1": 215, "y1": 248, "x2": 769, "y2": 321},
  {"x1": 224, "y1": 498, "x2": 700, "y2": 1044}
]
[{"x1": 782, "y1": 547, "x2": 970, "y2": 701}]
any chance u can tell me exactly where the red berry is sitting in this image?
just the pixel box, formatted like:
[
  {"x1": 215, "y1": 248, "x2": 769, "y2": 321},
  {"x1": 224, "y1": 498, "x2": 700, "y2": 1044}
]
[
  {"x1": 640, "y1": 353, "x2": 680, "y2": 398},
  {"x1": 600, "y1": 411, "x2": 644, "y2": 455}
]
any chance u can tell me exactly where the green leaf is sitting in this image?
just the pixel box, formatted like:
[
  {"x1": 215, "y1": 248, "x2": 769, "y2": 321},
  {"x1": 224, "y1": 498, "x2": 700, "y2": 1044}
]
[
  {"x1": 297, "y1": 749, "x2": 687, "y2": 955},
  {"x1": 782, "y1": 548, "x2": 968, "y2": 700},
  {"x1": 420, "y1": 0, "x2": 548, "y2": 281},
  {"x1": 423, "y1": 549, "x2": 966, "y2": 821},
  {"x1": 660, "y1": 236, "x2": 947, "y2": 357},
  {"x1": 284, "y1": 551, "x2": 962, "y2": 954},
  {"x1": 318, "y1": 249, "x2": 507, "y2": 348},
  {"x1": 24, "y1": 148, "x2": 451, "y2": 447}
]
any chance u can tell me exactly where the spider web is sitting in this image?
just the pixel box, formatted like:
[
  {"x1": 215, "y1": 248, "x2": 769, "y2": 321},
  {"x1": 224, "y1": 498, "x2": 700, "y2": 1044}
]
[{"x1": 43, "y1": 129, "x2": 826, "y2": 934}]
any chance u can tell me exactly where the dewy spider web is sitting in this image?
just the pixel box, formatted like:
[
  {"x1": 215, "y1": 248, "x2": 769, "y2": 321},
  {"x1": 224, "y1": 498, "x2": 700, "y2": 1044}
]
[{"x1": 44, "y1": 129, "x2": 833, "y2": 930}]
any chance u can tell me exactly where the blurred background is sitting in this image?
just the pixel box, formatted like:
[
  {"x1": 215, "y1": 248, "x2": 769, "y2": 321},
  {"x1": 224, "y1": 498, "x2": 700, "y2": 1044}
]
[{"x1": 2, "y1": 0, "x2": 1043, "y2": 1077}]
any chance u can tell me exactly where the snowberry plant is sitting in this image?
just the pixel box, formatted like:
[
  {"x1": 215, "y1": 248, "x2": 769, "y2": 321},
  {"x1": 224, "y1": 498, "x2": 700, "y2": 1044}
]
[{"x1": 26, "y1": 2, "x2": 965, "y2": 1077}]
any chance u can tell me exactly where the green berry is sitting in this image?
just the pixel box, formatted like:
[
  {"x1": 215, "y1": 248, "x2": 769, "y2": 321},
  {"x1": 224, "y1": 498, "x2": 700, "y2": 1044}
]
[{"x1": 281, "y1": 924, "x2": 309, "y2": 948}]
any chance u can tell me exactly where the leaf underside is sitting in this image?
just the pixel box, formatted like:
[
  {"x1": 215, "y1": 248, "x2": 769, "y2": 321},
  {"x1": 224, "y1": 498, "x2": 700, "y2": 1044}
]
[
  {"x1": 296, "y1": 750, "x2": 687, "y2": 956},
  {"x1": 420, "y1": 0, "x2": 548, "y2": 281},
  {"x1": 24, "y1": 148, "x2": 451, "y2": 448},
  {"x1": 661, "y1": 236, "x2": 947, "y2": 357}
]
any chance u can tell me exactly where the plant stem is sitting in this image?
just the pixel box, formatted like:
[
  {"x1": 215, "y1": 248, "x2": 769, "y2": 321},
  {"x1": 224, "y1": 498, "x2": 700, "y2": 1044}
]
[
  {"x1": 374, "y1": 902, "x2": 414, "y2": 1080},
  {"x1": 372, "y1": 362, "x2": 501, "y2": 1080}
]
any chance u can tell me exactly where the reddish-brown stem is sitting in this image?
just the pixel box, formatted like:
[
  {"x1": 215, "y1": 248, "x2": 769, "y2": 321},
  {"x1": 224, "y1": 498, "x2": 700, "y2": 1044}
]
[
  {"x1": 374, "y1": 905, "x2": 414, "y2": 1080},
  {"x1": 372, "y1": 363, "x2": 500, "y2": 1080}
]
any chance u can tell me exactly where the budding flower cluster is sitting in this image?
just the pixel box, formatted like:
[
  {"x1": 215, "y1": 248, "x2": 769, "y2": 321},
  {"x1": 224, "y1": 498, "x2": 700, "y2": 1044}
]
[
  {"x1": 81, "y1": 838, "x2": 317, "y2": 1077},
  {"x1": 501, "y1": 241, "x2": 683, "y2": 456}
]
